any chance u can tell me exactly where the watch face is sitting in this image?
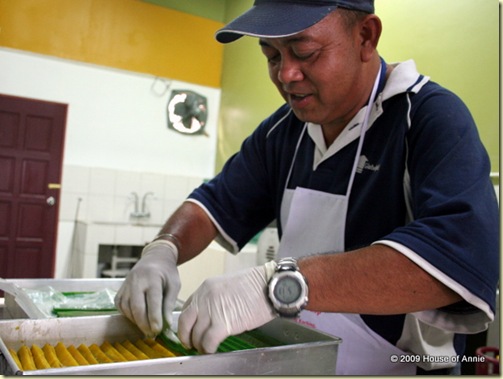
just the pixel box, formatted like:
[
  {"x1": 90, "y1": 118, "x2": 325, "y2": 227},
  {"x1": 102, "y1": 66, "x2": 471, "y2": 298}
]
[{"x1": 274, "y1": 276, "x2": 302, "y2": 304}]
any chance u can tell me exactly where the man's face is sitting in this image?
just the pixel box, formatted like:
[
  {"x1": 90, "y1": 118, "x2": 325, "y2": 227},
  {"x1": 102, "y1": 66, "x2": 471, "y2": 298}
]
[{"x1": 260, "y1": 11, "x2": 368, "y2": 130}]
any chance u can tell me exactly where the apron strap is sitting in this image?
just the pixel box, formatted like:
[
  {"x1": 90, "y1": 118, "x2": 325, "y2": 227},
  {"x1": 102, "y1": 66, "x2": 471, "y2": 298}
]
[
  {"x1": 346, "y1": 61, "x2": 384, "y2": 196},
  {"x1": 283, "y1": 123, "x2": 308, "y2": 189}
]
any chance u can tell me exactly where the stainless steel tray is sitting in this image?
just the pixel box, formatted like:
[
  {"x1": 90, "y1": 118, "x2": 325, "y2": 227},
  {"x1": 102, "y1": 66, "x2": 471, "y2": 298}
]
[
  {"x1": 2, "y1": 279, "x2": 186, "y2": 320},
  {"x1": 2, "y1": 279, "x2": 125, "y2": 319},
  {"x1": 0, "y1": 313, "x2": 340, "y2": 375}
]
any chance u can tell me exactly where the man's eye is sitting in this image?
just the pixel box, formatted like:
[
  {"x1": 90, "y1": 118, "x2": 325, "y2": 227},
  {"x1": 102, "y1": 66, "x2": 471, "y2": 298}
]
[
  {"x1": 266, "y1": 54, "x2": 281, "y2": 64},
  {"x1": 295, "y1": 51, "x2": 315, "y2": 60}
]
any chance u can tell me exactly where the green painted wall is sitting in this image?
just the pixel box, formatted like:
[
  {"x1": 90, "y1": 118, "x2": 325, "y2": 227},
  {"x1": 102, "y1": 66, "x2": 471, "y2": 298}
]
[
  {"x1": 216, "y1": 0, "x2": 283, "y2": 170},
  {"x1": 216, "y1": 0, "x2": 499, "y2": 175},
  {"x1": 376, "y1": 0, "x2": 499, "y2": 175}
]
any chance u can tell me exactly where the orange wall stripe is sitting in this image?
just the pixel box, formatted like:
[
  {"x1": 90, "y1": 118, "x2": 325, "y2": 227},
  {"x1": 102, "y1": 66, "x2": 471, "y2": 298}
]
[{"x1": 0, "y1": 0, "x2": 224, "y2": 87}]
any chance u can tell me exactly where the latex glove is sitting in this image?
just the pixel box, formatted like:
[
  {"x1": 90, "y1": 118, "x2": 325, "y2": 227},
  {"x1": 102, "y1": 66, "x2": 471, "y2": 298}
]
[
  {"x1": 114, "y1": 240, "x2": 181, "y2": 338},
  {"x1": 178, "y1": 261, "x2": 278, "y2": 354}
]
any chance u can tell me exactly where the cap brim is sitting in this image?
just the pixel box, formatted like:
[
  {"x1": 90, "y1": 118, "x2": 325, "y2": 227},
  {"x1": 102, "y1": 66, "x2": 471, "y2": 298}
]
[{"x1": 215, "y1": 3, "x2": 339, "y2": 43}]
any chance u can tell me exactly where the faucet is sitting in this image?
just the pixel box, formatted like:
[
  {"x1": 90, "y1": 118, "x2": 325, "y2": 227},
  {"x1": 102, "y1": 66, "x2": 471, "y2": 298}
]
[
  {"x1": 141, "y1": 192, "x2": 154, "y2": 218},
  {"x1": 130, "y1": 192, "x2": 139, "y2": 215},
  {"x1": 129, "y1": 191, "x2": 153, "y2": 220}
]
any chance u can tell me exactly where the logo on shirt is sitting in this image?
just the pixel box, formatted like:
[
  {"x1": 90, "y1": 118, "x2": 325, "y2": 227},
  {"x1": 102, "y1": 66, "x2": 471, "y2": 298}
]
[{"x1": 356, "y1": 155, "x2": 380, "y2": 174}]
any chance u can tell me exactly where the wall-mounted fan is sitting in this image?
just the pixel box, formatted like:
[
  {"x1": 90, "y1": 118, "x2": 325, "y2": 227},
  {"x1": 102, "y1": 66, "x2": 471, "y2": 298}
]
[{"x1": 167, "y1": 90, "x2": 208, "y2": 136}]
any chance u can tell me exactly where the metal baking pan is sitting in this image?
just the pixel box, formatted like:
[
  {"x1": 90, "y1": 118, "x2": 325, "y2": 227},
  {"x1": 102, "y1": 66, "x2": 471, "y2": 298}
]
[
  {"x1": 0, "y1": 313, "x2": 341, "y2": 375},
  {"x1": 1, "y1": 279, "x2": 125, "y2": 319}
]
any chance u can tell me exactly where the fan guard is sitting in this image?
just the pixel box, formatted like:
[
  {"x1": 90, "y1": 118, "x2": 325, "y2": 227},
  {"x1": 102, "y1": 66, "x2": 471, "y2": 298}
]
[{"x1": 167, "y1": 90, "x2": 208, "y2": 135}]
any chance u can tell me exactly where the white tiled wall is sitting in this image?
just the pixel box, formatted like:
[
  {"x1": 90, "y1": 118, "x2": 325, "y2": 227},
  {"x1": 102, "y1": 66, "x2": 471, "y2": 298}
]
[
  {"x1": 60, "y1": 165, "x2": 204, "y2": 226},
  {"x1": 55, "y1": 164, "x2": 260, "y2": 296},
  {"x1": 55, "y1": 164, "x2": 206, "y2": 278}
]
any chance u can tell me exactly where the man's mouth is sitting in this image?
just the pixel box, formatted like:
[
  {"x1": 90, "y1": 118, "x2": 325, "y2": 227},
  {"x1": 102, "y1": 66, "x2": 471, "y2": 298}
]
[
  {"x1": 291, "y1": 93, "x2": 309, "y2": 100},
  {"x1": 288, "y1": 93, "x2": 312, "y2": 108}
]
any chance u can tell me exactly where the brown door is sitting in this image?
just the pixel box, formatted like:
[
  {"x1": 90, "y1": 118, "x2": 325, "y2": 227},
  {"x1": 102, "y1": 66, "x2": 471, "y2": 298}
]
[{"x1": 0, "y1": 94, "x2": 67, "y2": 279}]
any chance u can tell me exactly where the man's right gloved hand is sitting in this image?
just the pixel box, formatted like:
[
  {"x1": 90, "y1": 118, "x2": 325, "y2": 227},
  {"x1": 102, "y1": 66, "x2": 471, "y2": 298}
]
[{"x1": 114, "y1": 239, "x2": 181, "y2": 338}]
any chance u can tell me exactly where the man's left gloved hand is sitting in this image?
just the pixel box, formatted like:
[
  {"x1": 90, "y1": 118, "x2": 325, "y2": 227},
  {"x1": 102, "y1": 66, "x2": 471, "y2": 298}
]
[{"x1": 177, "y1": 261, "x2": 278, "y2": 353}]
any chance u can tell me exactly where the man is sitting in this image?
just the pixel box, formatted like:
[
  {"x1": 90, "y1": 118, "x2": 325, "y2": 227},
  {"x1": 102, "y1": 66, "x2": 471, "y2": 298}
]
[{"x1": 116, "y1": 0, "x2": 499, "y2": 374}]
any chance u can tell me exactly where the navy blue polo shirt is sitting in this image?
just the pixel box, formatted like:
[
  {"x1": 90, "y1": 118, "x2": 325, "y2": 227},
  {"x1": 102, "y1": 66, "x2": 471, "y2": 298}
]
[{"x1": 187, "y1": 60, "x2": 499, "y2": 370}]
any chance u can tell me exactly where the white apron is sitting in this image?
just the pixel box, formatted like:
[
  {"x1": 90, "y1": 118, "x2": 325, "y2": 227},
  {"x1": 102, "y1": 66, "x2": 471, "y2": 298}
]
[{"x1": 277, "y1": 65, "x2": 417, "y2": 375}]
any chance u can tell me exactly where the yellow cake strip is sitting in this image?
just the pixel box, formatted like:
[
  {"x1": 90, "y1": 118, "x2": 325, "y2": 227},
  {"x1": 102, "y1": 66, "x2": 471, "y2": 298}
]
[
  {"x1": 145, "y1": 338, "x2": 176, "y2": 357},
  {"x1": 89, "y1": 344, "x2": 114, "y2": 364},
  {"x1": 120, "y1": 340, "x2": 149, "y2": 360},
  {"x1": 101, "y1": 341, "x2": 127, "y2": 362},
  {"x1": 31, "y1": 344, "x2": 51, "y2": 370},
  {"x1": 8, "y1": 348, "x2": 23, "y2": 370},
  {"x1": 42, "y1": 344, "x2": 63, "y2": 368},
  {"x1": 10, "y1": 335, "x2": 185, "y2": 372},
  {"x1": 55, "y1": 342, "x2": 79, "y2": 366},
  {"x1": 113, "y1": 341, "x2": 139, "y2": 361},
  {"x1": 67, "y1": 345, "x2": 90, "y2": 366},
  {"x1": 77, "y1": 344, "x2": 99, "y2": 365},
  {"x1": 134, "y1": 339, "x2": 164, "y2": 359},
  {"x1": 18, "y1": 345, "x2": 37, "y2": 371}
]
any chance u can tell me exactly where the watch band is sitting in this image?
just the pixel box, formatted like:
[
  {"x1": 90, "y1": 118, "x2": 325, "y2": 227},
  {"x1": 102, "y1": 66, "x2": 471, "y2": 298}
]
[{"x1": 276, "y1": 257, "x2": 300, "y2": 272}]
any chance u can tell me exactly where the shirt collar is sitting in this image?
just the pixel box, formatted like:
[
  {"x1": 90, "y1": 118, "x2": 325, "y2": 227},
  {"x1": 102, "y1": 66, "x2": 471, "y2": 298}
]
[{"x1": 307, "y1": 59, "x2": 429, "y2": 168}]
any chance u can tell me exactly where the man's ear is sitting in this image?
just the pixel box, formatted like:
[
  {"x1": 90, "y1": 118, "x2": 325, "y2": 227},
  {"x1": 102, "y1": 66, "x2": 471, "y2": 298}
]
[{"x1": 359, "y1": 15, "x2": 382, "y2": 62}]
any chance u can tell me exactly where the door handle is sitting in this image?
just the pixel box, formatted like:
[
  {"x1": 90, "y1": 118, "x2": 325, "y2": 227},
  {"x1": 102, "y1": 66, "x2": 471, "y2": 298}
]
[{"x1": 46, "y1": 196, "x2": 56, "y2": 206}]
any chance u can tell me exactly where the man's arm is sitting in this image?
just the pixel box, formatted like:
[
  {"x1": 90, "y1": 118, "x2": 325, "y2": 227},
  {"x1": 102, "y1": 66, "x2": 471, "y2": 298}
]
[
  {"x1": 156, "y1": 201, "x2": 218, "y2": 265},
  {"x1": 300, "y1": 244, "x2": 462, "y2": 314}
]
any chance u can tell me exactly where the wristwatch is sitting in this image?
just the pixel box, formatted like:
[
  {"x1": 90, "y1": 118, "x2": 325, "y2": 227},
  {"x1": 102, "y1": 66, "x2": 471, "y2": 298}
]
[{"x1": 268, "y1": 257, "x2": 309, "y2": 317}]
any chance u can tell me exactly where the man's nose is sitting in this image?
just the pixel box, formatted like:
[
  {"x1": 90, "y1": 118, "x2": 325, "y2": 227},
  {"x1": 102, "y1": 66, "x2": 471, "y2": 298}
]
[{"x1": 277, "y1": 59, "x2": 303, "y2": 85}]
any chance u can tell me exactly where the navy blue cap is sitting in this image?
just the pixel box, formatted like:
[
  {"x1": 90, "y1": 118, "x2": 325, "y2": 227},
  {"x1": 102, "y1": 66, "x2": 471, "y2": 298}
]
[{"x1": 215, "y1": 0, "x2": 374, "y2": 43}]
